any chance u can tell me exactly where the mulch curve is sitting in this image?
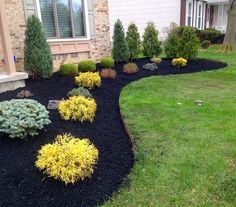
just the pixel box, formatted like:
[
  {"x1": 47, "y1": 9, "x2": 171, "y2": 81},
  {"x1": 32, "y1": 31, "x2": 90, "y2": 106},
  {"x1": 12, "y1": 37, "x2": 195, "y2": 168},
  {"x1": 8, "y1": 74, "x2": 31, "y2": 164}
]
[{"x1": 0, "y1": 58, "x2": 226, "y2": 207}]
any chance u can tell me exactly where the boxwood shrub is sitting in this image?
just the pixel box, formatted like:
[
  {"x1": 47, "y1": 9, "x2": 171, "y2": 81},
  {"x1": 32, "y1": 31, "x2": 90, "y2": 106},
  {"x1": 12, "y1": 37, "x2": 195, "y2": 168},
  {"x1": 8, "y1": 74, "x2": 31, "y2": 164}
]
[
  {"x1": 100, "y1": 57, "x2": 115, "y2": 69},
  {"x1": 59, "y1": 63, "x2": 78, "y2": 76},
  {"x1": 78, "y1": 60, "x2": 96, "y2": 72}
]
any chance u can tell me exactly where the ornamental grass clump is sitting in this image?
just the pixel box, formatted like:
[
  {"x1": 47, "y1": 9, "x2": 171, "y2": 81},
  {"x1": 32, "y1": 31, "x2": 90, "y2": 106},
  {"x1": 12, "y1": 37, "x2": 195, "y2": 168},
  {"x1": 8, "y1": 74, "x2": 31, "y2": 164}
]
[
  {"x1": 35, "y1": 134, "x2": 99, "y2": 185},
  {"x1": 123, "y1": 63, "x2": 139, "y2": 74},
  {"x1": 75, "y1": 72, "x2": 101, "y2": 90},
  {"x1": 0, "y1": 99, "x2": 51, "y2": 139},
  {"x1": 172, "y1": 58, "x2": 188, "y2": 68},
  {"x1": 58, "y1": 96, "x2": 97, "y2": 122},
  {"x1": 100, "y1": 69, "x2": 117, "y2": 79}
]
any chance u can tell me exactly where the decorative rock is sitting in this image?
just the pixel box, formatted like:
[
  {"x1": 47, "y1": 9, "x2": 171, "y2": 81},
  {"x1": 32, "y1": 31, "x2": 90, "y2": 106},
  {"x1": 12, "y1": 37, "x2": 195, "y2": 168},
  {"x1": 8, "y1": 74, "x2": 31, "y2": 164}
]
[{"x1": 47, "y1": 100, "x2": 61, "y2": 110}]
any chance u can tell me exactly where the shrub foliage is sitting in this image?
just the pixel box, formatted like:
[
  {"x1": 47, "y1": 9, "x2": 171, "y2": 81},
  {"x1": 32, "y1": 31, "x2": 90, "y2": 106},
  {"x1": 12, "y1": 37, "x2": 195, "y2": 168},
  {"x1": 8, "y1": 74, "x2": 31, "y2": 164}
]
[
  {"x1": 201, "y1": 40, "x2": 211, "y2": 49},
  {"x1": 100, "y1": 57, "x2": 115, "y2": 69},
  {"x1": 143, "y1": 22, "x2": 162, "y2": 58},
  {"x1": 123, "y1": 63, "x2": 139, "y2": 74},
  {"x1": 126, "y1": 22, "x2": 142, "y2": 59},
  {"x1": 59, "y1": 63, "x2": 78, "y2": 76},
  {"x1": 67, "y1": 87, "x2": 92, "y2": 98},
  {"x1": 58, "y1": 96, "x2": 97, "y2": 122},
  {"x1": 75, "y1": 72, "x2": 101, "y2": 89},
  {"x1": 78, "y1": 60, "x2": 96, "y2": 72},
  {"x1": 35, "y1": 134, "x2": 99, "y2": 185},
  {"x1": 24, "y1": 15, "x2": 53, "y2": 78},
  {"x1": 100, "y1": 69, "x2": 117, "y2": 79},
  {"x1": 0, "y1": 99, "x2": 51, "y2": 139},
  {"x1": 112, "y1": 19, "x2": 130, "y2": 62},
  {"x1": 143, "y1": 63, "x2": 158, "y2": 71},
  {"x1": 172, "y1": 58, "x2": 188, "y2": 68}
]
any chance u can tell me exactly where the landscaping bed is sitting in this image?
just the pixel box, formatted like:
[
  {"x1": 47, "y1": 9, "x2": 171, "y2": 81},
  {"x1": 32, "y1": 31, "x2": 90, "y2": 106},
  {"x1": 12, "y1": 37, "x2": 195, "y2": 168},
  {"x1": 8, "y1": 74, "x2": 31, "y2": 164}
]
[{"x1": 0, "y1": 58, "x2": 226, "y2": 207}]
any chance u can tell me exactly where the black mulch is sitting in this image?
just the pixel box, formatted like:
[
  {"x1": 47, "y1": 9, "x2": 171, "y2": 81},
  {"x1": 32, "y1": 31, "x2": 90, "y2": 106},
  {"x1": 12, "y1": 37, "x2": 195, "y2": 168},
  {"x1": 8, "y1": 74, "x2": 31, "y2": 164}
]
[{"x1": 0, "y1": 58, "x2": 226, "y2": 207}]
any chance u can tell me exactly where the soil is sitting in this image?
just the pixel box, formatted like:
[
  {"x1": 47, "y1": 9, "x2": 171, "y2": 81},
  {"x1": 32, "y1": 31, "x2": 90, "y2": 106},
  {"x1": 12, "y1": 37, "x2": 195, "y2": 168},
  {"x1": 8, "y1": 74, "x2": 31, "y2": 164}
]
[{"x1": 0, "y1": 58, "x2": 226, "y2": 207}]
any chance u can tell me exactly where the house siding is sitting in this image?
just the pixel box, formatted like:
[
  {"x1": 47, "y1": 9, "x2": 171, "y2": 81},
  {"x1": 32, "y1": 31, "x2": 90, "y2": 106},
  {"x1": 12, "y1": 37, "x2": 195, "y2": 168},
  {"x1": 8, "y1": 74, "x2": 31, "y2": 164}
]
[
  {"x1": 108, "y1": 0, "x2": 181, "y2": 39},
  {"x1": 0, "y1": 0, "x2": 111, "y2": 72}
]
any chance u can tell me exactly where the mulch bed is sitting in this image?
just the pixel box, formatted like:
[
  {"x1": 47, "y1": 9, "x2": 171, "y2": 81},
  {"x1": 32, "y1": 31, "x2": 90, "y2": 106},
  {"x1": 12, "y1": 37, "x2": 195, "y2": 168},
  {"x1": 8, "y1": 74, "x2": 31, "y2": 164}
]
[{"x1": 0, "y1": 58, "x2": 226, "y2": 207}]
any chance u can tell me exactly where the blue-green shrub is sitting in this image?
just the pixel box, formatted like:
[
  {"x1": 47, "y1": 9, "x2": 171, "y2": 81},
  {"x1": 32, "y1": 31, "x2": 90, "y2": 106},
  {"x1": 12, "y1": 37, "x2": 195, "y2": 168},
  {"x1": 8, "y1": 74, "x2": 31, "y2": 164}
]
[
  {"x1": 0, "y1": 99, "x2": 51, "y2": 139},
  {"x1": 143, "y1": 63, "x2": 158, "y2": 71}
]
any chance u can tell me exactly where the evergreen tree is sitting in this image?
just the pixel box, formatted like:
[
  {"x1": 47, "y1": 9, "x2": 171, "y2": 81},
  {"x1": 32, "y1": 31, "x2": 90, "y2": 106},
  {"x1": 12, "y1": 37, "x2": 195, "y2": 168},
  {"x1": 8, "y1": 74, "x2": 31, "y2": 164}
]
[
  {"x1": 178, "y1": 27, "x2": 200, "y2": 59},
  {"x1": 112, "y1": 19, "x2": 130, "y2": 62},
  {"x1": 143, "y1": 22, "x2": 162, "y2": 58},
  {"x1": 126, "y1": 22, "x2": 141, "y2": 59},
  {"x1": 24, "y1": 15, "x2": 53, "y2": 78}
]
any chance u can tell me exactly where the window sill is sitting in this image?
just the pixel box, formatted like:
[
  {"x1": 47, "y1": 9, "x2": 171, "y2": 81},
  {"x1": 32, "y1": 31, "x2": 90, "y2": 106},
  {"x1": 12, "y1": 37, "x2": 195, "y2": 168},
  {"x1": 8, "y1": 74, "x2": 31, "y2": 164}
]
[{"x1": 48, "y1": 39, "x2": 91, "y2": 55}]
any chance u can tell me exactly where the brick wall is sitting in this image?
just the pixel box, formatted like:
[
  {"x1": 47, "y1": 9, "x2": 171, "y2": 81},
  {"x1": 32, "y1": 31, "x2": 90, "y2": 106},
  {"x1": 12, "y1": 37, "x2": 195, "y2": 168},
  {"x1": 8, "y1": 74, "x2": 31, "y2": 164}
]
[{"x1": 0, "y1": 0, "x2": 111, "y2": 72}]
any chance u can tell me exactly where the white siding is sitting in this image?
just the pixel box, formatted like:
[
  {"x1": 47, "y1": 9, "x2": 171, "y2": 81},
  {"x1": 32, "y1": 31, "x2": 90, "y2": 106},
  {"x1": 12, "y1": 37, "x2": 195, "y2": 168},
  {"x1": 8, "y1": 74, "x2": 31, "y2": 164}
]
[{"x1": 108, "y1": 0, "x2": 181, "y2": 40}]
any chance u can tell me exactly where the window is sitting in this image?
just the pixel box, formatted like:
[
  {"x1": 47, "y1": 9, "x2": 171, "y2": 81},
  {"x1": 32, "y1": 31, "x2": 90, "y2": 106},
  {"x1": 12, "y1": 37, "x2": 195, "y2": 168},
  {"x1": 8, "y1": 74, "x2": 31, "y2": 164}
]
[
  {"x1": 39, "y1": 0, "x2": 85, "y2": 39},
  {"x1": 198, "y1": 4, "x2": 202, "y2": 29},
  {"x1": 187, "y1": 2, "x2": 192, "y2": 26}
]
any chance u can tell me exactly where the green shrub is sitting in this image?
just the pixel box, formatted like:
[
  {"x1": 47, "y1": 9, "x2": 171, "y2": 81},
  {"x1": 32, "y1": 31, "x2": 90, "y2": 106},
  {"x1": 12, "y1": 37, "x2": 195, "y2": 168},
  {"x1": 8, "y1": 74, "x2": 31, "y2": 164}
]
[
  {"x1": 78, "y1": 60, "x2": 96, "y2": 72},
  {"x1": 67, "y1": 87, "x2": 92, "y2": 98},
  {"x1": 178, "y1": 27, "x2": 200, "y2": 59},
  {"x1": 0, "y1": 99, "x2": 51, "y2": 139},
  {"x1": 164, "y1": 23, "x2": 180, "y2": 58},
  {"x1": 143, "y1": 63, "x2": 158, "y2": 71},
  {"x1": 112, "y1": 19, "x2": 130, "y2": 62},
  {"x1": 100, "y1": 57, "x2": 115, "y2": 68},
  {"x1": 198, "y1": 28, "x2": 224, "y2": 43},
  {"x1": 59, "y1": 63, "x2": 78, "y2": 76},
  {"x1": 126, "y1": 22, "x2": 142, "y2": 59},
  {"x1": 24, "y1": 15, "x2": 53, "y2": 78},
  {"x1": 201, "y1": 40, "x2": 211, "y2": 49},
  {"x1": 143, "y1": 22, "x2": 162, "y2": 58}
]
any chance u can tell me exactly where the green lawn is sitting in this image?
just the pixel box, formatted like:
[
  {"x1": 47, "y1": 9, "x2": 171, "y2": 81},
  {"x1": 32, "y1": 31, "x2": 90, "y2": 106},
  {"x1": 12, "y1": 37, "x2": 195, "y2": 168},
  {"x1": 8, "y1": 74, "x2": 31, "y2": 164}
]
[{"x1": 104, "y1": 46, "x2": 236, "y2": 207}]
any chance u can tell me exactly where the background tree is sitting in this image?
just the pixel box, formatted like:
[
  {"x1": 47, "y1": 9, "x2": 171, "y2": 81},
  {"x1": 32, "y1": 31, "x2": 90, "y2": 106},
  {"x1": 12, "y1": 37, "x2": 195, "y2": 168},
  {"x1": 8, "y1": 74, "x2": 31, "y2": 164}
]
[
  {"x1": 222, "y1": 0, "x2": 236, "y2": 52},
  {"x1": 112, "y1": 19, "x2": 130, "y2": 62},
  {"x1": 24, "y1": 15, "x2": 53, "y2": 78},
  {"x1": 143, "y1": 22, "x2": 162, "y2": 58},
  {"x1": 126, "y1": 22, "x2": 141, "y2": 60}
]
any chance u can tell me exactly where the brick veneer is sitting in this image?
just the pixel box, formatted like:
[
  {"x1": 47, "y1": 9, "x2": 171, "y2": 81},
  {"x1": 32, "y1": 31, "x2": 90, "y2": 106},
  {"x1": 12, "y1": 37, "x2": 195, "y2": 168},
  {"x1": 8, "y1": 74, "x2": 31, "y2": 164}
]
[{"x1": 0, "y1": 0, "x2": 111, "y2": 71}]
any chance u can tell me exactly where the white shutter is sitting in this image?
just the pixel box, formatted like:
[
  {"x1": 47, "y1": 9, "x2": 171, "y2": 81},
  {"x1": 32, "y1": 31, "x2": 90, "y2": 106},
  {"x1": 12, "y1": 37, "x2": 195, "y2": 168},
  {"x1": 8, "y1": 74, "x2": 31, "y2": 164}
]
[
  {"x1": 87, "y1": 0, "x2": 96, "y2": 38},
  {"x1": 24, "y1": 0, "x2": 37, "y2": 18}
]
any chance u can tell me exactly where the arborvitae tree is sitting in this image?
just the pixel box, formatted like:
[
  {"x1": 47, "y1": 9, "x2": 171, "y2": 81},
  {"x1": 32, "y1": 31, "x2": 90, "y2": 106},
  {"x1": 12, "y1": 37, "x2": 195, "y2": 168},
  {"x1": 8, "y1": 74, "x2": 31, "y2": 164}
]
[
  {"x1": 112, "y1": 19, "x2": 130, "y2": 62},
  {"x1": 24, "y1": 15, "x2": 53, "y2": 78},
  {"x1": 126, "y1": 22, "x2": 141, "y2": 60},
  {"x1": 164, "y1": 23, "x2": 180, "y2": 58},
  {"x1": 178, "y1": 27, "x2": 200, "y2": 59},
  {"x1": 143, "y1": 22, "x2": 162, "y2": 58}
]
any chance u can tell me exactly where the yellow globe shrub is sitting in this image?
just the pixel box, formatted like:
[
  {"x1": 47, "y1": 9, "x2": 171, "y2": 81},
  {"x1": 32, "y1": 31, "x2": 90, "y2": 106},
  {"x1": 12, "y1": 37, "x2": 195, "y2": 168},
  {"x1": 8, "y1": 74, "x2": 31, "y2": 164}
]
[
  {"x1": 35, "y1": 134, "x2": 99, "y2": 185},
  {"x1": 75, "y1": 72, "x2": 101, "y2": 89},
  {"x1": 58, "y1": 96, "x2": 96, "y2": 122},
  {"x1": 172, "y1": 57, "x2": 188, "y2": 68}
]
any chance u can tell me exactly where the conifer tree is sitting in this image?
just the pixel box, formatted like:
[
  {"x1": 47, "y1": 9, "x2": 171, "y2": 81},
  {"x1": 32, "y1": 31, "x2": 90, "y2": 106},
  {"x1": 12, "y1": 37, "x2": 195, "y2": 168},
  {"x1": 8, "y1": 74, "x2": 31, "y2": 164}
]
[
  {"x1": 126, "y1": 22, "x2": 141, "y2": 59},
  {"x1": 112, "y1": 19, "x2": 130, "y2": 62},
  {"x1": 24, "y1": 15, "x2": 53, "y2": 78},
  {"x1": 143, "y1": 22, "x2": 162, "y2": 58}
]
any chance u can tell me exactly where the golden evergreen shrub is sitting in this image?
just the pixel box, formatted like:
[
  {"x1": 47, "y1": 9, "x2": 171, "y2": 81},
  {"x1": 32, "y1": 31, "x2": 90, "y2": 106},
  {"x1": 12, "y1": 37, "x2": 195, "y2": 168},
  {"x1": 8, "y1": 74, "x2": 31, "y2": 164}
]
[
  {"x1": 172, "y1": 57, "x2": 187, "y2": 68},
  {"x1": 35, "y1": 134, "x2": 99, "y2": 185},
  {"x1": 75, "y1": 72, "x2": 101, "y2": 89},
  {"x1": 58, "y1": 96, "x2": 97, "y2": 122}
]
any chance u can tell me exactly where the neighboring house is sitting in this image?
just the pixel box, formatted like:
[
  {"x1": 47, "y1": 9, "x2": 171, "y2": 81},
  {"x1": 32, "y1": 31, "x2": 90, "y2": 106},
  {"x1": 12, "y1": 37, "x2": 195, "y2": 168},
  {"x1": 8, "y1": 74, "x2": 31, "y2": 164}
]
[
  {"x1": 108, "y1": 0, "x2": 229, "y2": 39},
  {"x1": 0, "y1": 0, "x2": 111, "y2": 72}
]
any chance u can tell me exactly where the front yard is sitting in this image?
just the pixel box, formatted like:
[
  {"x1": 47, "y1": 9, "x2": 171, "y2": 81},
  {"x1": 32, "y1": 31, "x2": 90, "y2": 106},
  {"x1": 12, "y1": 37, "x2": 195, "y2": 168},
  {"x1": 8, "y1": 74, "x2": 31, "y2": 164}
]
[{"x1": 104, "y1": 45, "x2": 236, "y2": 207}]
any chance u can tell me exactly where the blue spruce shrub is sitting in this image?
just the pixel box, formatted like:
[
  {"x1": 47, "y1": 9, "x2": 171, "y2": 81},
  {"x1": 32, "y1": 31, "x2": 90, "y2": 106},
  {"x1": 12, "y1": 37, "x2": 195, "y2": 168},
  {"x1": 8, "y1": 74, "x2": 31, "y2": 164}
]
[{"x1": 0, "y1": 99, "x2": 51, "y2": 139}]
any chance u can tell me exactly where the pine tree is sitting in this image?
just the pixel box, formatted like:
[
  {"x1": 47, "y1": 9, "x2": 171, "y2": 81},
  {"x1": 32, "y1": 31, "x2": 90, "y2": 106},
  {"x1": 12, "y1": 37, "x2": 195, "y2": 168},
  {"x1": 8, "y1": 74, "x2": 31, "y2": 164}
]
[
  {"x1": 24, "y1": 15, "x2": 53, "y2": 78},
  {"x1": 178, "y1": 27, "x2": 200, "y2": 59},
  {"x1": 112, "y1": 19, "x2": 130, "y2": 62},
  {"x1": 143, "y1": 22, "x2": 162, "y2": 58},
  {"x1": 126, "y1": 22, "x2": 141, "y2": 60}
]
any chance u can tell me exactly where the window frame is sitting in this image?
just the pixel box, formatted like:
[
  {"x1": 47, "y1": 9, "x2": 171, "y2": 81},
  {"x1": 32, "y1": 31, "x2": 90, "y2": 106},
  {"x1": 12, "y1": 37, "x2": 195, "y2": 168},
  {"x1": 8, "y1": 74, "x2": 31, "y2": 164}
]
[
  {"x1": 185, "y1": 0, "x2": 193, "y2": 27},
  {"x1": 36, "y1": 0, "x2": 90, "y2": 42}
]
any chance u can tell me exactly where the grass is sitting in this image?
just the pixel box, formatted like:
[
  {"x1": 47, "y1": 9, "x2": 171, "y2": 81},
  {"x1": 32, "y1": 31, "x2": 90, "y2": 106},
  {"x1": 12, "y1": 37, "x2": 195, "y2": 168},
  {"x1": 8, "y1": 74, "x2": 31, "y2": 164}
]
[{"x1": 104, "y1": 45, "x2": 236, "y2": 207}]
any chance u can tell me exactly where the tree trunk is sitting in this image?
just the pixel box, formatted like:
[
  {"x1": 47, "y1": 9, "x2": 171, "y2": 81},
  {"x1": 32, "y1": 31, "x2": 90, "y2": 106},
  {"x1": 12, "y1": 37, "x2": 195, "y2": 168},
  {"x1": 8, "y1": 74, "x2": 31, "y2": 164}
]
[{"x1": 222, "y1": 0, "x2": 236, "y2": 52}]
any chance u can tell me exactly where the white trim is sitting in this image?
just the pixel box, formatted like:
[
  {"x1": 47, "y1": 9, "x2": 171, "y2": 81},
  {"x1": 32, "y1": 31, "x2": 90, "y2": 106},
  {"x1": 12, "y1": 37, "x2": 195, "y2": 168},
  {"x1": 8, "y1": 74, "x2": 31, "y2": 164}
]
[
  {"x1": 186, "y1": 0, "x2": 193, "y2": 26},
  {"x1": 36, "y1": 0, "x2": 90, "y2": 42}
]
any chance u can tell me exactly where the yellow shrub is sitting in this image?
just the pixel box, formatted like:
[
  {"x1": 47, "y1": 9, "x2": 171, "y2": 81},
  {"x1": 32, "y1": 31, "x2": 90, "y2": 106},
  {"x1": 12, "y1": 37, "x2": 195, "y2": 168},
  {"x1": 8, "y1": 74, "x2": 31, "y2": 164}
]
[
  {"x1": 75, "y1": 72, "x2": 101, "y2": 89},
  {"x1": 172, "y1": 57, "x2": 188, "y2": 68},
  {"x1": 35, "y1": 134, "x2": 99, "y2": 185},
  {"x1": 58, "y1": 96, "x2": 97, "y2": 122}
]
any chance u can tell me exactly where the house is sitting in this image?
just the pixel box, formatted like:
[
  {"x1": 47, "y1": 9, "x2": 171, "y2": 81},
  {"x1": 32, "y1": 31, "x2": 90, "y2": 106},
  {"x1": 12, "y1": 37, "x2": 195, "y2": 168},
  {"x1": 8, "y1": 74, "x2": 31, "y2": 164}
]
[
  {"x1": 0, "y1": 0, "x2": 111, "y2": 92},
  {"x1": 108, "y1": 0, "x2": 229, "y2": 39}
]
